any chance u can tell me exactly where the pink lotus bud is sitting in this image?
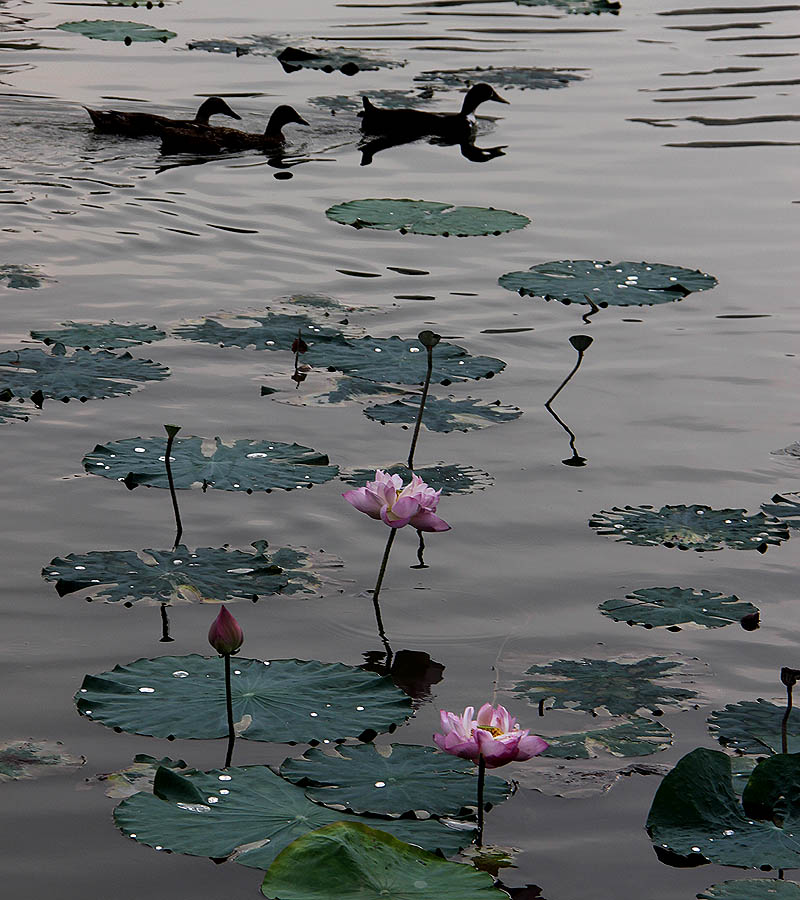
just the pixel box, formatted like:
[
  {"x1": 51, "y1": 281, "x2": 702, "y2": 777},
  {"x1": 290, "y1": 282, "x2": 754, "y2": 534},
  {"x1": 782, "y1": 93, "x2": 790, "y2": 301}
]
[{"x1": 208, "y1": 607, "x2": 244, "y2": 656}]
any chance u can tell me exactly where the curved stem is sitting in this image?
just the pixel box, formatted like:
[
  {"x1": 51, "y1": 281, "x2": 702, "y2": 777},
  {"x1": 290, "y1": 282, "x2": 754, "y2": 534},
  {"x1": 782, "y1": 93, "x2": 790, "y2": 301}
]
[
  {"x1": 224, "y1": 653, "x2": 236, "y2": 768},
  {"x1": 407, "y1": 344, "x2": 434, "y2": 472},
  {"x1": 476, "y1": 754, "x2": 486, "y2": 848},
  {"x1": 164, "y1": 427, "x2": 183, "y2": 550}
]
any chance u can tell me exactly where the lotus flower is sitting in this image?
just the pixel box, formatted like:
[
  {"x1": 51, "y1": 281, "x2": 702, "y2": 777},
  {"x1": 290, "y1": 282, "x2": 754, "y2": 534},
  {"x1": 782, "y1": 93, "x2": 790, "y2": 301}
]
[
  {"x1": 208, "y1": 607, "x2": 244, "y2": 656},
  {"x1": 434, "y1": 703, "x2": 548, "y2": 769},
  {"x1": 342, "y1": 470, "x2": 450, "y2": 532}
]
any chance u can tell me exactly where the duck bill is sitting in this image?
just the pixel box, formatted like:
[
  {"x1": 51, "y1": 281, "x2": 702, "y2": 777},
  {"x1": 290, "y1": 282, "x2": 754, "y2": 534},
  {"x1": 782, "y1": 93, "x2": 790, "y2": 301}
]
[
  {"x1": 296, "y1": 115, "x2": 310, "y2": 127},
  {"x1": 492, "y1": 90, "x2": 510, "y2": 105}
]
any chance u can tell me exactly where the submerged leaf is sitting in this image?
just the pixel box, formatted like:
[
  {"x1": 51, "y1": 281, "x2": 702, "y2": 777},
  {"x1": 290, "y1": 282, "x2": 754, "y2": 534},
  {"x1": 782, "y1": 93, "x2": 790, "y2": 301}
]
[
  {"x1": 0, "y1": 263, "x2": 49, "y2": 289},
  {"x1": 517, "y1": 761, "x2": 666, "y2": 799},
  {"x1": 173, "y1": 312, "x2": 343, "y2": 351},
  {"x1": 416, "y1": 66, "x2": 585, "y2": 92},
  {"x1": 344, "y1": 463, "x2": 493, "y2": 495},
  {"x1": 0, "y1": 740, "x2": 84, "y2": 781},
  {"x1": 542, "y1": 716, "x2": 672, "y2": 759},
  {"x1": 365, "y1": 395, "x2": 523, "y2": 433},
  {"x1": 57, "y1": 20, "x2": 176, "y2": 41},
  {"x1": 708, "y1": 699, "x2": 800, "y2": 755},
  {"x1": 761, "y1": 492, "x2": 800, "y2": 529},
  {"x1": 96, "y1": 755, "x2": 190, "y2": 799},
  {"x1": 277, "y1": 45, "x2": 403, "y2": 75},
  {"x1": 31, "y1": 322, "x2": 166, "y2": 350},
  {"x1": 599, "y1": 586, "x2": 758, "y2": 630},
  {"x1": 698, "y1": 880, "x2": 800, "y2": 899}
]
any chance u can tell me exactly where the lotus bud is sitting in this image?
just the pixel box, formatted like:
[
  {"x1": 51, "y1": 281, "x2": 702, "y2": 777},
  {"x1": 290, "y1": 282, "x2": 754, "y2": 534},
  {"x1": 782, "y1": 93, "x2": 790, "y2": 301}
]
[
  {"x1": 781, "y1": 667, "x2": 800, "y2": 688},
  {"x1": 418, "y1": 330, "x2": 441, "y2": 349},
  {"x1": 208, "y1": 607, "x2": 244, "y2": 656}
]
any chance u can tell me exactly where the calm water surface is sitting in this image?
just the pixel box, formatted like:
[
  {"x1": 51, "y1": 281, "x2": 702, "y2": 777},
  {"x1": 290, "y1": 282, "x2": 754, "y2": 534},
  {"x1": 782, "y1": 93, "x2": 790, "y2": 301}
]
[{"x1": 1, "y1": 0, "x2": 799, "y2": 896}]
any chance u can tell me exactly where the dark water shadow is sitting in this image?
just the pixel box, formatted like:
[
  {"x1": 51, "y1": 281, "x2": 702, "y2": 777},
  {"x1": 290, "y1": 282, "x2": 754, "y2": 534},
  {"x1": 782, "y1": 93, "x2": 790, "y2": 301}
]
[
  {"x1": 359, "y1": 131, "x2": 505, "y2": 164},
  {"x1": 545, "y1": 335, "x2": 593, "y2": 467},
  {"x1": 362, "y1": 648, "x2": 444, "y2": 704}
]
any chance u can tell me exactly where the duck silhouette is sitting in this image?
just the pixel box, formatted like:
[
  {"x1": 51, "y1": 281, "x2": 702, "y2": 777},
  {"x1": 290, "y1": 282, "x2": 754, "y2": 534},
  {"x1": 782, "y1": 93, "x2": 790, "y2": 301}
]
[
  {"x1": 84, "y1": 96, "x2": 241, "y2": 136},
  {"x1": 160, "y1": 105, "x2": 309, "y2": 154}
]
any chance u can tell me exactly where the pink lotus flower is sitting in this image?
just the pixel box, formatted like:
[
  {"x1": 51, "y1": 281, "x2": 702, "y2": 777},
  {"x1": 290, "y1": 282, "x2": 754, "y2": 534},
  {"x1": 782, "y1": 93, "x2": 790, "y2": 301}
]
[
  {"x1": 342, "y1": 470, "x2": 450, "y2": 532},
  {"x1": 434, "y1": 703, "x2": 548, "y2": 769},
  {"x1": 208, "y1": 607, "x2": 244, "y2": 656}
]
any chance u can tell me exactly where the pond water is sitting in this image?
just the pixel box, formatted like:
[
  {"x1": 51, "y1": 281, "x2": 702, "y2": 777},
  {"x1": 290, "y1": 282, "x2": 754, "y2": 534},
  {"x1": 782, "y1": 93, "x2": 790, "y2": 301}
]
[{"x1": 1, "y1": 0, "x2": 799, "y2": 896}]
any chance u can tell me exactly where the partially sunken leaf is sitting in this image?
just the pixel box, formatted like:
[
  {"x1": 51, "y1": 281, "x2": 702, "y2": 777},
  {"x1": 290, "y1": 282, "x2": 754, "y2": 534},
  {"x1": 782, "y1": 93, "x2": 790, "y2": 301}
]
[
  {"x1": 0, "y1": 400, "x2": 35, "y2": 424},
  {"x1": 542, "y1": 716, "x2": 672, "y2": 759},
  {"x1": 0, "y1": 263, "x2": 49, "y2": 289},
  {"x1": 277, "y1": 45, "x2": 403, "y2": 75},
  {"x1": 761, "y1": 493, "x2": 800, "y2": 529},
  {"x1": 57, "y1": 20, "x2": 176, "y2": 41},
  {"x1": 260, "y1": 822, "x2": 504, "y2": 900},
  {"x1": 96, "y1": 754, "x2": 191, "y2": 799},
  {"x1": 311, "y1": 90, "x2": 426, "y2": 114},
  {"x1": 0, "y1": 740, "x2": 84, "y2": 781},
  {"x1": 415, "y1": 66, "x2": 585, "y2": 92},
  {"x1": 698, "y1": 880, "x2": 800, "y2": 900},
  {"x1": 279, "y1": 743, "x2": 510, "y2": 816},
  {"x1": 517, "y1": 761, "x2": 666, "y2": 799},
  {"x1": 326, "y1": 199, "x2": 529, "y2": 238},
  {"x1": 589, "y1": 504, "x2": 789, "y2": 552},
  {"x1": 82, "y1": 435, "x2": 338, "y2": 491},
  {"x1": 114, "y1": 765, "x2": 474, "y2": 868},
  {"x1": 516, "y1": 0, "x2": 620, "y2": 12},
  {"x1": 599, "y1": 587, "x2": 758, "y2": 630},
  {"x1": 173, "y1": 312, "x2": 343, "y2": 352},
  {"x1": 344, "y1": 463, "x2": 493, "y2": 496},
  {"x1": 365, "y1": 395, "x2": 522, "y2": 433},
  {"x1": 499, "y1": 260, "x2": 717, "y2": 307},
  {"x1": 76, "y1": 655, "x2": 412, "y2": 743},
  {"x1": 31, "y1": 322, "x2": 166, "y2": 350},
  {"x1": 708, "y1": 699, "x2": 800, "y2": 755}
]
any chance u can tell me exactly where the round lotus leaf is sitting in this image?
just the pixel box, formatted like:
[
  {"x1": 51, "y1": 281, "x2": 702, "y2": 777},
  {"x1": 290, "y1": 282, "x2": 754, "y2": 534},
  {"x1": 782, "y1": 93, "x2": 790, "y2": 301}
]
[
  {"x1": 260, "y1": 821, "x2": 505, "y2": 900},
  {"x1": 589, "y1": 504, "x2": 789, "y2": 552},
  {"x1": 114, "y1": 765, "x2": 474, "y2": 868},
  {"x1": 173, "y1": 312, "x2": 342, "y2": 351},
  {"x1": 708, "y1": 699, "x2": 800, "y2": 755},
  {"x1": 279, "y1": 744, "x2": 510, "y2": 816},
  {"x1": 699, "y1": 880, "x2": 800, "y2": 900},
  {"x1": 499, "y1": 260, "x2": 717, "y2": 307},
  {"x1": 762, "y1": 493, "x2": 800, "y2": 529},
  {"x1": 647, "y1": 748, "x2": 800, "y2": 868},
  {"x1": 57, "y1": 20, "x2": 176, "y2": 41},
  {"x1": 31, "y1": 322, "x2": 166, "y2": 350},
  {"x1": 0, "y1": 263, "x2": 48, "y2": 289},
  {"x1": 415, "y1": 66, "x2": 584, "y2": 91},
  {"x1": 343, "y1": 463, "x2": 493, "y2": 496},
  {"x1": 326, "y1": 199, "x2": 530, "y2": 237},
  {"x1": 512, "y1": 656, "x2": 699, "y2": 716},
  {"x1": 541, "y1": 716, "x2": 672, "y2": 759},
  {"x1": 599, "y1": 587, "x2": 759, "y2": 630},
  {"x1": 0, "y1": 739, "x2": 84, "y2": 781},
  {"x1": 76, "y1": 654, "x2": 412, "y2": 743},
  {"x1": 365, "y1": 395, "x2": 522, "y2": 433},
  {"x1": 82, "y1": 435, "x2": 338, "y2": 491}
]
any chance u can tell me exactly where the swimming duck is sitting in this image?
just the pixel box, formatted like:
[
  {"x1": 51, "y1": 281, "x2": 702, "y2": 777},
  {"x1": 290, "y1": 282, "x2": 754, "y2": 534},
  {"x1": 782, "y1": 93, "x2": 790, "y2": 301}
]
[
  {"x1": 359, "y1": 83, "x2": 509, "y2": 139},
  {"x1": 160, "y1": 105, "x2": 310, "y2": 154},
  {"x1": 84, "y1": 96, "x2": 241, "y2": 136}
]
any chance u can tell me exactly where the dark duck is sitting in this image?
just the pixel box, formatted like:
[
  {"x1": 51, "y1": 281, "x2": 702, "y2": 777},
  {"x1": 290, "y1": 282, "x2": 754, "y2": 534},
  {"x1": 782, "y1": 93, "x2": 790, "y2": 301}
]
[
  {"x1": 84, "y1": 96, "x2": 241, "y2": 136},
  {"x1": 160, "y1": 105, "x2": 309, "y2": 154}
]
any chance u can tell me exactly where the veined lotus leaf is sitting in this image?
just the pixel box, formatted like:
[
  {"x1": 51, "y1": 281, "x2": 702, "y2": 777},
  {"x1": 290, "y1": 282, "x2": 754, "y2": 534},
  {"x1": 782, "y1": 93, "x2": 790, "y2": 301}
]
[
  {"x1": 415, "y1": 66, "x2": 585, "y2": 92},
  {"x1": 516, "y1": 0, "x2": 621, "y2": 12},
  {"x1": 96, "y1": 754, "x2": 191, "y2": 799},
  {"x1": 708, "y1": 699, "x2": 800, "y2": 755},
  {"x1": 173, "y1": 312, "x2": 343, "y2": 352},
  {"x1": 646, "y1": 748, "x2": 800, "y2": 868},
  {"x1": 277, "y1": 46, "x2": 403, "y2": 75},
  {"x1": 0, "y1": 400, "x2": 34, "y2": 424},
  {"x1": 326, "y1": 199, "x2": 529, "y2": 238},
  {"x1": 57, "y1": 20, "x2": 176, "y2": 41},
  {"x1": 344, "y1": 463, "x2": 493, "y2": 495},
  {"x1": 512, "y1": 656, "x2": 699, "y2": 716},
  {"x1": 76, "y1": 654, "x2": 412, "y2": 743},
  {"x1": 304, "y1": 335, "x2": 505, "y2": 385},
  {"x1": 82, "y1": 435, "x2": 338, "y2": 491},
  {"x1": 311, "y1": 90, "x2": 427, "y2": 114},
  {"x1": 278, "y1": 744, "x2": 510, "y2": 816},
  {"x1": 542, "y1": 716, "x2": 672, "y2": 759},
  {"x1": 761, "y1": 493, "x2": 800, "y2": 529},
  {"x1": 31, "y1": 322, "x2": 166, "y2": 349},
  {"x1": 0, "y1": 347, "x2": 169, "y2": 403},
  {"x1": 0, "y1": 263, "x2": 48, "y2": 289},
  {"x1": 589, "y1": 504, "x2": 789, "y2": 552},
  {"x1": 0, "y1": 739, "x2": 84, "y2": 781},
  {"x1": 365, "y1": 395, "x2": 523, "y2": 433},
  {"x1": 114, "y1": 765, "x2": 474, "y2": 867},
  {"x1": 599, "y1": 587, "x2": 758, "y2": 630},
  {"x1": 499, "y1": 260, "x2": 717, "y2": 307},
  {"x1": 260, "y1": 822, "x2": 504, "y2": 900},
  {"x1": 699, "y1": 880, "x2": 800, "y2": 899}
]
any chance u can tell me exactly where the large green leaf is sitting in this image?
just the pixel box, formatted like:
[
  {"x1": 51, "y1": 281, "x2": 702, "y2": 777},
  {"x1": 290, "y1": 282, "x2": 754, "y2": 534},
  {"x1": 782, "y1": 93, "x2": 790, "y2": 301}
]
[
  {"x1": 542, "y1": 716, "x2": 672, "y2": 759},
  {"x1": 343, "y1": 463, "x2": 493, "y2": 496},
  {"x1": 173, "y1": 312, "x2": 342, "y2": 351},
  {"x1": 57, "y1": 20, "x2": 176, "y2": 41},
  {"x1": 76, "y1": 654, "x2": 412, "y2": 743},
  {"x1": 83, "y1": 435, "x2": 338, "y2": 491},
  {"x1": 512, "y1": 657, "x2": 699, "y2": 716},
  {"x1": 0, "y1": 347, "x2": 169, "y2": 403},
  {"x1": 699, "y1": 880, "x2": 800, "y2": 899},
  {"x1": 708, "y1": 699, "x2": 800, "y2": 755},
  {"x1": 31, "y1": 322, "x2": 166, "y2": 350},
  {"x1": 0, "y1": 263, "x2": 48, "y2": 289},
  {"x1": 114, "y1": 765, "x2": 474, "y2": 868},
  {"x1": 499, "y1": 260, "x2": 717, "y2": 307},
  {"x1": 260, "y1": 822, "x2": 504, "y2": 900},
  {"x1": 326, "y1": 199, "x2": 530, "y2": 238},
  {"x1": 0, "y1": 740, "x2": 84, "y2": 781},
  {"x1": 415, "y1": 66, "x2": 585, "y2": 91},
  {"x1": 646, "y1": 748, "x2": 800, "y2": 868},
  {"x1": 365, "y1": 395, "x2": 522, "y2": 433},
  {"x1": 279, "y1": 744, "x2": 510, "y2": 816},
  {"x1": 599, "y1": 587, "x2": 758, "y2": 630},
  {"x1": 589, "y1": 504, "x2": 789, "y2": 552}
]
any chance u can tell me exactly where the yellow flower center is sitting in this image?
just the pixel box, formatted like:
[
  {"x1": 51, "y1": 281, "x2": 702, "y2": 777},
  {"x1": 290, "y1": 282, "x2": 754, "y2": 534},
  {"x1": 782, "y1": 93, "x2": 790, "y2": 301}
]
[{"x1": 477, "y1": 725, "x2": 504, "y2": 737}]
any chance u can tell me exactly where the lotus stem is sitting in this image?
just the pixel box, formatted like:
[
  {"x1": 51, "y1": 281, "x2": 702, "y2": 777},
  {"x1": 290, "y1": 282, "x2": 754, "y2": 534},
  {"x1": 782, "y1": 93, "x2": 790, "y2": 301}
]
[
  {"x1": 159, "y1": 603, "x2": 174, "y2": 643},
  {"x1": 410, "y1": 529, "x2": 429, "y2": 569},
  {"x1": 476, "y1": 754, "x2": 486, "y2": 849},
  {"x1": 781, "y1": 667, "x2": 799, "y2": 754},
  {"x1": 163, "y1": 425, "x2": 183, "y2": 550},
  {"x1": 371, "y1": 528, "x2": 397, "y2": 666},
  {"x1": 407, "y1": 331, "x2": 439, "y2": 471},
  {"x1": 224, "y1": 652, "x2": 236, "y2": 768}
]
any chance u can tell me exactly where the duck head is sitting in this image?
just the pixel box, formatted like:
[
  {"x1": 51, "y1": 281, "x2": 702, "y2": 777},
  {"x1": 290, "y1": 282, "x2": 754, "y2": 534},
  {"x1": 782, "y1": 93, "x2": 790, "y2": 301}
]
[
  {"x1": 195, "y1": 96, "x2": 241, "y2": 121},
  {"x1": 460, "y1": 83, "x2": 509, "y2": 116},
  {"x1": 265, "y1": 104, "x2": 310, "y2": 135}
]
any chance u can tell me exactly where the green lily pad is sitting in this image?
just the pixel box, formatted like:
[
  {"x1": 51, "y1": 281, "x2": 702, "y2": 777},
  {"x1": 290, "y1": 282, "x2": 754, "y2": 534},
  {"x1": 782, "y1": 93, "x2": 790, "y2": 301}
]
[
  {"x1": 708, "y1": 699, "x2": 800, "y2": 755},
  {"x1": 0, "y1": 739, "x2": 84, "y2": 781},
  {"x1": 646, "y1": 747, "x2": 800, "y2": 868},
  {"x1": 0, "y1": 263, "x2": 49, "y2": 289},
  {"x1": 415, "y1": 66, "x2": 585, "y2": 92},
  {"x1": 96, "y1": 754, "x2": 190, "y2": 799},
  {"x1": 76, "y1": 654, "x2": 412, "y2": 743},
  {"x1": 260, "y1": 821, "x2": 504, "y2": 900},
  {"x1": 499, "y1": 260, "x2": 717, "y2": 307},
  {"x1": 173, "y1": 312, "x2": 343, "y2": 352},
  {"x1": 326, "y1": 200, "x2": 530, "y2": 238},
  {"x1": 761, "y1": 493, "x2": 800, "y2": 529},
  {"x1": 599, "y1": 587, "x2": 759, "y2": 630},
  {"x1": 589, "y1": 504, "x2": 789, "y2": 552},
  {"x1": 365, "y1": 395, "x2": 522, "y2": 433},
  {"x1": 699, "y1": 880, "x2": 800, "y2": 899},
  {"x1": 512, "y1": 656, "x2": 699, "y2": 716},
  {"x1": 0, "y1": 347, "x2": 169, "y2": 403},
  {"x1": 542, "y1": 716, "x2": 672, "y2": 759},
  {"x1": 57, "y1": 19, "x2": 176, "y2": 41},
  {"x1": 82, "y1": 435, "x2": 338, "y2": 492},
  {"x1": 31, "y1": 322, "x2": 166, "y2": 350},
  {"x1": 279, "y1": 744, "x2": 510, "y2": 817},
  {"x1": 344, "y1": 463, "x2": 493, "y2": 495},
  {"x1": 114, "y1": 765, "x2": 474, "y2": 868}
]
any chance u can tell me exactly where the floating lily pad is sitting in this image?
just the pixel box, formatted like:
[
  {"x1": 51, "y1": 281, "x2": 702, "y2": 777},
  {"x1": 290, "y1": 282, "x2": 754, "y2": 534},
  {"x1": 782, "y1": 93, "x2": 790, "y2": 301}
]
[
  {"x1": 599, "y1": 587, "x2": 758, "y2": 630},
  {"x1": 589, "y1": 504, "x2": 789, "y2": 552},
  {"x1": 173, "y1": 312, "x2": 343, "y2": 352},
  {"x1": 0, "y1": 346, "x2": 169, "y2": 403},
  {"x1": 646, "y1": 748, "x2": 800, "y2": 868},
  {"x1": 365, "y1": 395, "x2": 522, "y2": 433},
  {"x1": 76, "y1": 654, "x2": 412, "y2": 743},
  {"x1": 57, "y1": 20, "x2": 176, "y2": 41},
  {"x1": 415, "y1": 66, "x2": 585, "y2": 92},
  {"x1": 512, "y1": 656, "x2": 699, "y2": 716},
  {"x1": 114, "y1": 765, "x2": 474, "y2": 868},
  {"x1": 277, "y1": 45, "x2": 402, "y2": 75},
  {"x1": 0, "y1": 263, "x2": 49, "y2": 289},
  {"x1": 279, "y1": 744, "x2": 510, "y2": 817},
  {"x1": 187, "y1": 34, "x2": 286, "y2": 55},
  {"x1": 96, "y1": 754, "x2": 190, "y2": 799},
  {"x1": 31, "y1": 322, "x2": 166, "y2": 350},
  {"x1": 344, "y1": 463, "x2": 493, "y2": 496},
  {"x1": 260, "y1": 822, "x2": 504, "y2": 900},
  {"x1": 326, "y1": 200, "x2": 530, "y2": 238},
  {"x1": 82, "y1": 435, "x2": 338, "y2": 492},
  {"x1": 542, "y1": 716, "x2": 672, "y2": 759},
  {"x1": 761, "y1": 493, "x2": 800, "y2": 529},
  {"x1": 0, "y1": 740, "x2": 84, "y2": 781},
  {"x1": 708, "y1": 699, "x2": 800, "y2": 755},
  {"x1": 698, "y1": 880, "x2": 800, "y2": 900},
  {"x1": 499, "y1": 260, "x2": 717, "y2": 307}
]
